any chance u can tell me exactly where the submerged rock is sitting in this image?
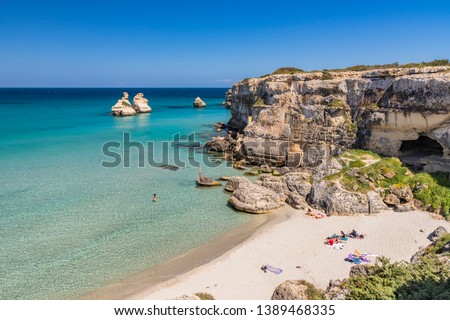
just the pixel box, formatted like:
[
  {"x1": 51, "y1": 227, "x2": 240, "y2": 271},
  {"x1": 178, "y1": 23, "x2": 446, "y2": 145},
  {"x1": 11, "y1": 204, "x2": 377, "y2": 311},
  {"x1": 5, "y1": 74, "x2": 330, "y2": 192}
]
[
  {"x1": 111, "y1": 92, "x2": 137, "y2": 116},
  {"x1": 133, "y1": 93, "x2": 152, "y2": 113},
  {"x1": 193, "y1": 96, "x2": 207, "y2": 108},
  {"x1": 228, "y1": 183, "x2": 284, "y2": 214},
  {"x1": 224, "y1": 176, "x2": 250, "y2": 192},
  {"x1": 157, "y1": 164, "x2": 180, "y2": 171}
]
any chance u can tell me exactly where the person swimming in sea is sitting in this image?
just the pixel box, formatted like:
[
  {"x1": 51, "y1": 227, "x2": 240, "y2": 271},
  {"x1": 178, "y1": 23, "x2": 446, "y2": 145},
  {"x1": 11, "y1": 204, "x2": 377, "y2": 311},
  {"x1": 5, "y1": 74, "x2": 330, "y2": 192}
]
[{"x1": 152, "y1": 194, "x2": 157, "y2": 203}]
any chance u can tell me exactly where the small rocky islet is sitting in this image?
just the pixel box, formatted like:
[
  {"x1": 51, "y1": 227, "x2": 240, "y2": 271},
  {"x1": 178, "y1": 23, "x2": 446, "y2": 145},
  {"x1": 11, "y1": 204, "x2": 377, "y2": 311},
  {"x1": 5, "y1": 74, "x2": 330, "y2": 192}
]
[{"x1": 111, "y1": 92, "x2": 152, "y2": 116}]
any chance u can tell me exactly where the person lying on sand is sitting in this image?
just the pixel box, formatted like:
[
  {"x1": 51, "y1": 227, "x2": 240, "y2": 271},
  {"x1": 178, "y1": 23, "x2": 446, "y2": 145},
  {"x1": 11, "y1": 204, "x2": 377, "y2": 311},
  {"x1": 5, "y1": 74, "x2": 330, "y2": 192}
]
[
  {"x1": 349, "y1": 229, "x2": 365, "y2": 239},
  {"x1": 306, "y1": 208, "x2": 325, "y2": 219}
]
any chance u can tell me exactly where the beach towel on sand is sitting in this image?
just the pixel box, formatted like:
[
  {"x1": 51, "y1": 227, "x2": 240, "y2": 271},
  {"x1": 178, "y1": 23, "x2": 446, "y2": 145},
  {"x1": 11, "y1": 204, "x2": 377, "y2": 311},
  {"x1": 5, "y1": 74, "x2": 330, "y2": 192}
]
[{"x1": 261, "y1": 265, "x2": 283, "y2": 274}]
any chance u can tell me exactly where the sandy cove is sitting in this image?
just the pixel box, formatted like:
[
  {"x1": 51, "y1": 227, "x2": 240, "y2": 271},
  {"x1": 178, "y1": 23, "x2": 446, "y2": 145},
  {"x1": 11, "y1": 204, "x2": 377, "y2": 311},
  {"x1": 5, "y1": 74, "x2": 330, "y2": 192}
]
[{"x1": 129, "y1": 207, "x2": 450, "y2": 300}]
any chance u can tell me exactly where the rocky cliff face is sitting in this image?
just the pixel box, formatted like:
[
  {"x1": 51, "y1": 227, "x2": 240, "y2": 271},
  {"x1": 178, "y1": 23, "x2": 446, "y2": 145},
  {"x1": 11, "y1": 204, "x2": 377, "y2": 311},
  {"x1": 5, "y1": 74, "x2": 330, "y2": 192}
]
[{"x1": 227, "y1": 67, "x2": 450, "y2": 171}]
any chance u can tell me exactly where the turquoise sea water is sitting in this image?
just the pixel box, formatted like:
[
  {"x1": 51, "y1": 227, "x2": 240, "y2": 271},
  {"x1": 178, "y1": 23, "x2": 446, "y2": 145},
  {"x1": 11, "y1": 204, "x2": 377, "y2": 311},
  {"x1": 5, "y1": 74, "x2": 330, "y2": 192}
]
[{"x1": 0, "y1": 88, "x2": 250, "y2": 299}]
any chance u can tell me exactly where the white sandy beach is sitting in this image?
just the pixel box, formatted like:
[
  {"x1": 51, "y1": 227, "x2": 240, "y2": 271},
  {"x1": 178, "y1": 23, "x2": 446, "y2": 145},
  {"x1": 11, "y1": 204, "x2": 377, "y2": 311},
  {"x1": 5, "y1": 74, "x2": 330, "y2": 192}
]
[{"x1": 130, "y1": 207, "x2": 450, "y2": 300}]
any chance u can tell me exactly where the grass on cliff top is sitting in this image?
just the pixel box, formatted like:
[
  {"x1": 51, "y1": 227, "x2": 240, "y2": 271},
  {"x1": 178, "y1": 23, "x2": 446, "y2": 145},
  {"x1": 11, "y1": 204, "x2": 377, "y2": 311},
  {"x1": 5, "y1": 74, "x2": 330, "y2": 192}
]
[
  {"x1": 256, "y1": 59, "x2": 449, "y2": 79},
  {"x1": 271, "y1": 67, "x2": 305, "y2": 75},
  {"x1": 328, "y1": 149, "x2": 450, "y2": 218},
  {"x1": 342, "y1": 255, "x2": 450, "y2": 300}
]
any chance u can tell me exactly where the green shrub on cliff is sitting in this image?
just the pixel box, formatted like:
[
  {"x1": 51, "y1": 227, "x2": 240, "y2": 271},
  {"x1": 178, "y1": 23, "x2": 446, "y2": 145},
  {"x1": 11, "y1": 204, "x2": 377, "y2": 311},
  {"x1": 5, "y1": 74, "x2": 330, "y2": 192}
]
[
  {"x1": 331, "y1": 59, "x2": 449, "y2": 72},
  {"x1": 334, "y1": 150, "x2": 450, "y2": 218},
  {"x1": 271, "y1": 67, "x2": 304, "y2": 75},
  {"x1": 343, "y1": 255, "x2": 450, "y2": 300},
  {"x1": 401, "y1": 59, "x2": 449, "y2": 68},
  {"x1": 409, "y1": 172, "x2": 450, "y2": 218},
  {"x1": 321, "y1": 71, "x2": 334, "y2": 80},
  {"x1": 349, "y1": 159, "x2": 365, "y2": 168}
]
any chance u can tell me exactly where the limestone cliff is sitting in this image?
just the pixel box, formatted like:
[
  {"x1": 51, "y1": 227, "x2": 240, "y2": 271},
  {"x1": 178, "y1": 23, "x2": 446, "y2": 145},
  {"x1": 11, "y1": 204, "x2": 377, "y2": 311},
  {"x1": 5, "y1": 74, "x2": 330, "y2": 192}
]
[{"x1": 227, "y1": 67, "x2": 450, "y2": 171}]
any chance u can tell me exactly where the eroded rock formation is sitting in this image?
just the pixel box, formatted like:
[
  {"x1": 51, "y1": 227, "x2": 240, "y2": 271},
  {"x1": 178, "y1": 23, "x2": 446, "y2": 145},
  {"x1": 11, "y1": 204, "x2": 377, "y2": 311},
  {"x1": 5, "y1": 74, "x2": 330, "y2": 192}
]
[
  {"x1": 193, "y1": 97, "x2": 207, "y2": 108},
  {"x1": 111, "y1": 92, "x2": 137, "y2": 116},
  {"x1": 226, "y1": 67, "x2": 450, "y2": 172},
  {"x1": 133, "y1": 93, "x2": 152, "y2": 113}
]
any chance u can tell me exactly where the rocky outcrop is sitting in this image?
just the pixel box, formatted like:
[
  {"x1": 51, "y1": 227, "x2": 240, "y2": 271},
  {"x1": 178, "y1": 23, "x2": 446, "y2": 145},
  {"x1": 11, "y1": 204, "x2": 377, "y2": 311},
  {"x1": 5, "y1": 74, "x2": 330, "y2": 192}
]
[
  {"x1": 224, "y1": 89, "x2": 232, "y2": 108},
  {"x1": 226, "y1": 67, "x2": 450, "y2": 172},
  {"x1": 271, "y1": 280, "x2": 321, "y2": 300},
  {"x1": 367, "y1": 191, "x2": 389, "y2": 213},
  {"x1": 111, "y1": 92, "x2": 137, "y2": 116},
  {"x1": 429, "y1": 226, "x2": 448, "y2": 242},
  {"x1": 323, "y1": 280, "x2": 349, "y2": 300},
  {"x1": 133, "y1": 93, "x2": 152, "y2": 113},
  {"x1": 193, "y1": 97, "x2": 207, "y2": 108},
  {"x1": 204, "y1": 136, "x2": 231, "y2": 152},
  {"x1": 390, "y1": 184, "x2": 414, "y2": 203},
  {"x1": 228, "y1": 182, "x2": 284, "y2": 214},
  {"x1": 307, "y1": 181, "x2": 370, "y2": 215}
]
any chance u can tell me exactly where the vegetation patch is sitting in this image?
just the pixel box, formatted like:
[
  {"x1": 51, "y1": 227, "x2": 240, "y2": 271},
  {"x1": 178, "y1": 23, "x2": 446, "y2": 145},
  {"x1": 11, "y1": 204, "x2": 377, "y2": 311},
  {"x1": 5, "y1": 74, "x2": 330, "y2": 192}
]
[
  {"x1": 332, "y1": 150, "x2": 450, "y2": 218},
  {"x1": 330, "y1": 59, "x2": 449, "y2": 72},
  {"x1": 253, "y1": 97, "x2": 265, "y2": 107},
  {"x1": 194, "y1": 292, "x2": 215, "y2": 300},
  {"x1": 408, "y1": 172, "x2": 450, "y2": 218},
  {"x1": 271, "y1": 67, "x2": 304, "y2": 75},
  {"x1": 342, "y1": 255, "x2": 450, "y2": 300},
  {"x1": 348, "y1": 159, "x2": 365, "y2": 168},
  {"x1": 296, "y1": 280, "x2": 324, "y2": 300},
  {"x1": 321, "y1": 71, "x2": 334, "y2": 80}
]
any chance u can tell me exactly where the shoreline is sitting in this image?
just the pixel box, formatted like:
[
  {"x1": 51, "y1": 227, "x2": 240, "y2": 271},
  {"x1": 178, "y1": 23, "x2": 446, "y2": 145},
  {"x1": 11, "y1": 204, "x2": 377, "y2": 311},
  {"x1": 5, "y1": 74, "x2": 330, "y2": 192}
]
[
  {"x1": 79, "y1": 207, "x2": 291, "y2": 300},
  {"x1": 130, "y1": 208, "x2": 449, "y2": 300}
]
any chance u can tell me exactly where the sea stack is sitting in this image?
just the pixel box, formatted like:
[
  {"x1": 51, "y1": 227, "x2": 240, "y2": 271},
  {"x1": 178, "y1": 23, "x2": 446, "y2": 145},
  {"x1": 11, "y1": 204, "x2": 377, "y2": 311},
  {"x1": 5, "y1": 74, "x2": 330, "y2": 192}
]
[
  {"x1": 111, "y1": 92, "x2": 137, "y2": 116},
  {"x1": 133, "y1": 93, "x2": 152, "y2": 113},
  {"x1": 193, "y1": 97, "x2": 207, "y2": 108}
]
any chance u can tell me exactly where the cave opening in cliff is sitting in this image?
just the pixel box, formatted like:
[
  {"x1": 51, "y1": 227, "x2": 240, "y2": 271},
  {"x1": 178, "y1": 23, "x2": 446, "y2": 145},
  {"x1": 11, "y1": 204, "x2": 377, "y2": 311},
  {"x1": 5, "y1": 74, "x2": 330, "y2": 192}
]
[{"x1": 400, "y1": 136, "x2": 444, "y2": 157}]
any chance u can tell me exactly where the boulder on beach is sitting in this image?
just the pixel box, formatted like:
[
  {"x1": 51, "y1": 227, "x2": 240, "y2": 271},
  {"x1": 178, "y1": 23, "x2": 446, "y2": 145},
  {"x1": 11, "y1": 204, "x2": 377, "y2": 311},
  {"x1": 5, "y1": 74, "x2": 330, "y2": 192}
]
[
  {"x1": 193, "y1": 97, "x2": 207, "y2": 108},
  {"x1": 228, "y1": 182, "x2": 284, "y2": 214},
  {"x1": 133, "y1": 93, "x2": 152, "y2": 113},
  {"x1": 307, "y1": 181, "x2": 369, "y2": 215},
  {"x1": 111, "y1": 92, "x2": 137, "y2": 116},
  {"x1": 271, "y1": 280, "x2": 323, "y2": 300}
]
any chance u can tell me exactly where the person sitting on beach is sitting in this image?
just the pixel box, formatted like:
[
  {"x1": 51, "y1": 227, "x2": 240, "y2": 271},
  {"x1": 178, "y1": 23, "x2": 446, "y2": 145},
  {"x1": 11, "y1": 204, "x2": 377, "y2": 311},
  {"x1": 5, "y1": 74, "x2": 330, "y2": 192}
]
[
  {"x1": 350, "y1": 229, "x2": 359, "y2": 238},
  {"x1": 340, "y1": 231, "x2": 346, "y2": 238}
]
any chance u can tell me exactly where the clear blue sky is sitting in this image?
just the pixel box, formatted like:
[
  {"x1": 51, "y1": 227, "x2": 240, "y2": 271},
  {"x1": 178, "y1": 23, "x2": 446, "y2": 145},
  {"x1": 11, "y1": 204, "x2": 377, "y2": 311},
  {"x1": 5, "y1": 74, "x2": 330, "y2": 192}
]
[{"x1": 1, "y1": 0, "x2": 449, "y2": 87}]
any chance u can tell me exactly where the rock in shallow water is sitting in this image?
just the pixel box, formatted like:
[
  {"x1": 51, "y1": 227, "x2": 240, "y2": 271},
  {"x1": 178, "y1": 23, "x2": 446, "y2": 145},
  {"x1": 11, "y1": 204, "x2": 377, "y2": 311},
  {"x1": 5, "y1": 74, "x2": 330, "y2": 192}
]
[
  {"x1": 193, "y1": 96, "x2": 207, "y2": 108},
  {"x1": 133, "y1": 93, "x2": 152, "y2": 113},
  {"x1": 196, "y1": 175, "x2": 221, "y2": 187}
]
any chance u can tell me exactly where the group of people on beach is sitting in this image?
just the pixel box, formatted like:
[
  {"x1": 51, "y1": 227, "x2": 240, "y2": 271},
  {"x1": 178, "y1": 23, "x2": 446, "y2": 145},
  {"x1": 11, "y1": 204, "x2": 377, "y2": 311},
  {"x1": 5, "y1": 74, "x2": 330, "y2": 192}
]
[{"x1": 324, "y1": 230, "x2": 365, "y2": 247}]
